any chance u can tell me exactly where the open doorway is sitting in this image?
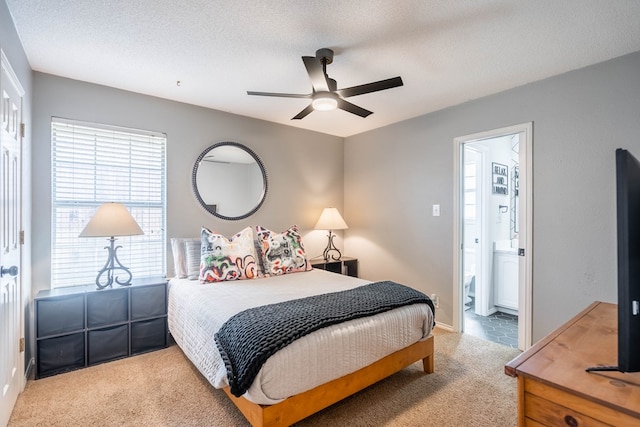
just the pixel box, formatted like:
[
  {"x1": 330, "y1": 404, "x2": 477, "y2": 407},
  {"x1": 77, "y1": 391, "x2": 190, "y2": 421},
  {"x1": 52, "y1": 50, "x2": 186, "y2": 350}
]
[{"x1": 453, "y1": 123, "x2": 532, "y2": 351}]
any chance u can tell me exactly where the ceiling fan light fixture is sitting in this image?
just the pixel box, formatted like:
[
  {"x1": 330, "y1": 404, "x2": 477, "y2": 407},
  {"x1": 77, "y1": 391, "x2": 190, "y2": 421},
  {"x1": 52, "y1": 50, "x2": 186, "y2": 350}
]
[
  {"x1": 247, "y1": 49, "x2": 403, "y2": 120},
  {"x1": 312, "y1": 92, "x2": 338, "y2": 111}
]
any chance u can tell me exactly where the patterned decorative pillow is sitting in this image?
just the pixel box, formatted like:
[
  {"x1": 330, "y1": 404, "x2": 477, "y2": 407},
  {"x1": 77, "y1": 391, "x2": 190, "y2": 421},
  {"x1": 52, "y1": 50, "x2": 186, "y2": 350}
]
[
  {"x1": 255, "y1": 225, "x2": 312, "y2": 276},
  {"x1": 199, "y1": 227, "x2": 261, "y2": 283}
]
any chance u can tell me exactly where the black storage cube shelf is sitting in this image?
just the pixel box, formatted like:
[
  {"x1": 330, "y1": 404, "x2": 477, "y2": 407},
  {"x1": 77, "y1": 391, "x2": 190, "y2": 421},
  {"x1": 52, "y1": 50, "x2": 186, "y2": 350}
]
[
  {"x1": 310, "y1": 257, "x2": 358, "y2": 278},
  {"x1": 324, "y1": 261, "x2": 342, "y2": 274},
  {"x1": 35, "y1": 278, "x2": 168, "y2": 379}
]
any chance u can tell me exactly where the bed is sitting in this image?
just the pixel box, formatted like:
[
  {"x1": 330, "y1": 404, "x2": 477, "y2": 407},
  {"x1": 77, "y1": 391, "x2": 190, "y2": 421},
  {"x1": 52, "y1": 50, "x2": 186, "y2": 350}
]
[{"x1": 168, "y1": 268, "x2": 435, "y2": 426}]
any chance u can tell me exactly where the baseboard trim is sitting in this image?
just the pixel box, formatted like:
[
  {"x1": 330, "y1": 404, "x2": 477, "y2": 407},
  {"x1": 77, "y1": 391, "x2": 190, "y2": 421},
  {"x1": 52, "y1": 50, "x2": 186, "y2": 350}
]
[{"x1": 434, "y1": 321, "x2": 454, "y2": 332}]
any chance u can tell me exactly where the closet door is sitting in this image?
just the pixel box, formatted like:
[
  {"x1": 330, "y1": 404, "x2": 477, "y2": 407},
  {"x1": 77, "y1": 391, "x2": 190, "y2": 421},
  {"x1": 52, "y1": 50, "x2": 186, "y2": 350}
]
[{"x1": 0, "y1": 50, "x2": 24, "y2": 427}]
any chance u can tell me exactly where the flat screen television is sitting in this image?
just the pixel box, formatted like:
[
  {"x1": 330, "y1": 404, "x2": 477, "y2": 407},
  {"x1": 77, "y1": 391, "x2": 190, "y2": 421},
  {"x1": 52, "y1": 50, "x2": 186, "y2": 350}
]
[{"x1": 588, "y1": 148, "x2": 640, "y2": 373}]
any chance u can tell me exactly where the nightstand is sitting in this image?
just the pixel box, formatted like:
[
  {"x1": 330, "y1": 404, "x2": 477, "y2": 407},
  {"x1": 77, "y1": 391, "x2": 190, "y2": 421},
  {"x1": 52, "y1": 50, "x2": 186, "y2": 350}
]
[
  {"x1": 310, "y1": 257, "x2": 358, "y2": 277},
  {"x1": 35, "y1": 276, "x2": 168, "y2": 378}
]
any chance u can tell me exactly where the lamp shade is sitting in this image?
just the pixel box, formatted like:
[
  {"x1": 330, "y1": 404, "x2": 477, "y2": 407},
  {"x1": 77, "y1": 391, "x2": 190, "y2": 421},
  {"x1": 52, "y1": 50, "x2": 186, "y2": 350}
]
[
  {"x1": 79, "y1": 202, "x2": 144, "y2": 238},
  {"x1": 314, "y1": 207, "x2": 348, "y2": 230}
]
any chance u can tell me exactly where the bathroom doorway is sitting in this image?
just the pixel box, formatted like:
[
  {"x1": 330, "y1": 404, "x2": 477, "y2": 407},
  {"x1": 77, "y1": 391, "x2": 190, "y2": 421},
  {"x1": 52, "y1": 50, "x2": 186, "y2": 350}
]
[{"x1": 453, "y1": 123, "x2": 532, "y2": 351}]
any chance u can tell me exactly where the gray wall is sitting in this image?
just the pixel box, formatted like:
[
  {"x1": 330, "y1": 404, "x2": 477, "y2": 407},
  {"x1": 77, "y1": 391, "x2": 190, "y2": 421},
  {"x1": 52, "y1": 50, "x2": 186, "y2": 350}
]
[
  {"x1": 31, "y1": 73, "x2": 345, "y2": 295},
  {"x1": 344, "y1": 51, "x2": 640, "y2": 341},
  {"x1": 1, "y1": 0, "x2": 33, "y2": 378},
  {"x1": 16, "y1": 0, "x2": 640, "y2": 356}
]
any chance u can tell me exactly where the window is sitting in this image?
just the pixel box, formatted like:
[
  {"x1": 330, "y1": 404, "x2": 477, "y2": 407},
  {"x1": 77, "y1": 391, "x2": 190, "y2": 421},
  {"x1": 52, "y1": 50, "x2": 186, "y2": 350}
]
[
  {"x1": 463, "y1": 162, "x2": 477, "y2": 222},
  {"x1": 51, "y1": 118, "x2": 166, "y2": 288}
]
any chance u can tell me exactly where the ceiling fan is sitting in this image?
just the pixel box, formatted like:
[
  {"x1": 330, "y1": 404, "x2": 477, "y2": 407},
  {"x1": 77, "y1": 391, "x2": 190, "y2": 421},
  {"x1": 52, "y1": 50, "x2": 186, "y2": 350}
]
[{"x1": 247, "y1": 48, "x2": 404, "y2": 120}]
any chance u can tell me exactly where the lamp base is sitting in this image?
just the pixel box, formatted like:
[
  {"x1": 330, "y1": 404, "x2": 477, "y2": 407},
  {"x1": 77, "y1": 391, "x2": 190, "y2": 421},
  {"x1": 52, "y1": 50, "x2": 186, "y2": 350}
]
[
  {"x1": 96, "y1": 237, "x2": 133, "y2": 290},
  {"x1": 322, "y1": 230, "x2": 342, "y2": 262}
]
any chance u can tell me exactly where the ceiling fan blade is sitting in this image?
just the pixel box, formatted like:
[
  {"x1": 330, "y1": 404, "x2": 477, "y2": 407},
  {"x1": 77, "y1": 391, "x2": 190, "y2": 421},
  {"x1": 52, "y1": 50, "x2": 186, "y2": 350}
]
[
  {"x1": 302, "y1": 56, "x2": 330, "y2": 92},
  {"x1": 337, "y1": 99, "x2": 373, "y2": 118},
  {"x1": 336, "y1": 76, "x2": 403, "y2": 98},
  {"x1": 292, "y1": 104, "x2": 314, "y2": 120},
  {"x1": 247, "y1": 91, "x2": 311, "y2": 99}
]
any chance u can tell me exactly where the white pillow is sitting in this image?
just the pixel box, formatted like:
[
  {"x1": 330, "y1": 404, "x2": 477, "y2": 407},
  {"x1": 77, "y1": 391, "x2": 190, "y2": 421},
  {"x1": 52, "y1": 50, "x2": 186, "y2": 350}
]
[
  {"x1": 185, "y1": 239, "x2": 202, "y2": 280},
  {"x1": 170, "y1": 238, "x2": 200, "y2": 279}
]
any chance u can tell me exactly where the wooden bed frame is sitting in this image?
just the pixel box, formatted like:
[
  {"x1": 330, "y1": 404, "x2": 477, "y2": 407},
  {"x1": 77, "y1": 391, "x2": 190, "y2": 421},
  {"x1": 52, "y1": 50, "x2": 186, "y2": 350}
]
[{"x1": 222, "y1": 335, "x2": 435, "y2": 427}]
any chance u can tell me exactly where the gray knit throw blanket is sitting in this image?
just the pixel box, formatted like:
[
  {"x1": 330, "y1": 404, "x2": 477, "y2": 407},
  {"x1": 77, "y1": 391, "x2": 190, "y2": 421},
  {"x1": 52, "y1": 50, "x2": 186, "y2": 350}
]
[{"x1": 215, "y1": 280, "x2": 435, "y2": 397}]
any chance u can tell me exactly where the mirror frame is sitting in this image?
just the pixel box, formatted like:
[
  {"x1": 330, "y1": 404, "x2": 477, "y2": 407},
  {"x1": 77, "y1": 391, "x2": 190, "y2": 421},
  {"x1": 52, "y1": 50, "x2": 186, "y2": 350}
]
[{"x1": 191, "y1": 141, "x2": 268, "y2": 221}]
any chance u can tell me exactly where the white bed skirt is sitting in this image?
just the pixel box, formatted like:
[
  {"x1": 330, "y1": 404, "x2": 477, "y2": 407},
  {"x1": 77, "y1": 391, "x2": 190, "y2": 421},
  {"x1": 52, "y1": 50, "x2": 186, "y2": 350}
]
[{"x1": 168, "y1": 269, "x2": 434, "y2": 405}]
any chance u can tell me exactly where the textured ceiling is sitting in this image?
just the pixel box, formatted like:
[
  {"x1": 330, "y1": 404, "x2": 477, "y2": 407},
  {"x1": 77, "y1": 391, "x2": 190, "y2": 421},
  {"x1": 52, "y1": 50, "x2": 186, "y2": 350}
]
[{"x1": 6, "y1": 0, "x2": 640, "y2": 137}]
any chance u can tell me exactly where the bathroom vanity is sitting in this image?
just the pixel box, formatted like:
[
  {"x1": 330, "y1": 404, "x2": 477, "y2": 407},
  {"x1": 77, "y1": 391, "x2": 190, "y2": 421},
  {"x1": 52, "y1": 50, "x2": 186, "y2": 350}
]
[{"x1": 493, "y1": 242, "x2": 518, "y2": 313}]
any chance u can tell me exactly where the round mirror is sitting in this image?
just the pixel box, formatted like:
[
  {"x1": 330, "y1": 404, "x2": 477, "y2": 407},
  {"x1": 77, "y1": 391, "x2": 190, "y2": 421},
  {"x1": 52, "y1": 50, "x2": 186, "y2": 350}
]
[{"x1": 192, "y1": 142, "x2": 268, "y2": 220}]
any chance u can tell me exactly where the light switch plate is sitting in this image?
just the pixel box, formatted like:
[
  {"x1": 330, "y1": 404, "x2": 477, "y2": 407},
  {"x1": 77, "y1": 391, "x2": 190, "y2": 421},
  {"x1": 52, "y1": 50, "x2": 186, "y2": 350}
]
[{"x1": 432, "y1": 204, "x2": 440, "y2": 216}]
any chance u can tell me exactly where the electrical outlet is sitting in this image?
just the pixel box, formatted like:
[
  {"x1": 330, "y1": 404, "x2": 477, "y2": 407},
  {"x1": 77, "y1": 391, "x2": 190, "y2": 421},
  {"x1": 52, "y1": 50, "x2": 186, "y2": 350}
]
[{"x1": 430, "y1": 293, "x2": 440, "y2": 308}]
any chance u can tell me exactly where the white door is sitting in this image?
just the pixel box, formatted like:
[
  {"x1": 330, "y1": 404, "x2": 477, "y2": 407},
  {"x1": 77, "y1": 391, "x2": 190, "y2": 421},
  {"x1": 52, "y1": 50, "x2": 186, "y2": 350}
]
[
  {"x1": 0, "y1": 51, "x2": 24, "y2": 427},
  {"x1": 454, "y1": 123, "x2": 533, "y2": 351},
  {"x1": 462, "y1": 147, "x2": 487, "y2": 315},
  {"x1": 516, "y1": 124, "x2": 533, "y2": 350}
]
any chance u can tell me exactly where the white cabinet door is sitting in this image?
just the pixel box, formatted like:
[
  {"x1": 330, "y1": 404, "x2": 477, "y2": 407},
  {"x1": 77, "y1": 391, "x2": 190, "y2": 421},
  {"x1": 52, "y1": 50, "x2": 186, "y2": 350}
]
[{"x1": 495, "y1": 252, "x2": 518, "y2": 310}]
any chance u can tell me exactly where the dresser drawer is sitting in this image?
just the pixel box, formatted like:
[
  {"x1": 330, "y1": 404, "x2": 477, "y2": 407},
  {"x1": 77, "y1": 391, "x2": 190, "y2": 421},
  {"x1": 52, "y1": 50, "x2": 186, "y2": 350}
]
[
  {"x1": 524, "y1": 378, "x2": 640, "y2": 427},
  {"x1": 525, "y1": 392, "x2": 608, "y2": 427}
]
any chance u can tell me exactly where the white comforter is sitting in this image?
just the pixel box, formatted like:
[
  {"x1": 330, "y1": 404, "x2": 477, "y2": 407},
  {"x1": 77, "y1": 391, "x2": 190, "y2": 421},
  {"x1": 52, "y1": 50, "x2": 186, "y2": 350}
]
[{"x1": 168, "y1": 269, "x2": 434, "y2": 404}]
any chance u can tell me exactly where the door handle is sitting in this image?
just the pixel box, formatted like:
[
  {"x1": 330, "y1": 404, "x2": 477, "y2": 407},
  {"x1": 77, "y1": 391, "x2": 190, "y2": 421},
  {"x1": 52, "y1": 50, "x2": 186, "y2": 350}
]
[{"x1": 1, "y1": 265, "x2": 18, "y2": 277}]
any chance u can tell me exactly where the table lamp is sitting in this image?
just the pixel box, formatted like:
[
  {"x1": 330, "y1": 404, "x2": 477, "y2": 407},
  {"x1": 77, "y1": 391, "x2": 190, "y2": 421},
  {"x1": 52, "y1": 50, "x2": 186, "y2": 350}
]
[
  {"x1": 79, "y1": 202, "x2": 144, "y2": 289},
  {"x1": 314, "y1": 207, "x2": 348, "y2": 261}
]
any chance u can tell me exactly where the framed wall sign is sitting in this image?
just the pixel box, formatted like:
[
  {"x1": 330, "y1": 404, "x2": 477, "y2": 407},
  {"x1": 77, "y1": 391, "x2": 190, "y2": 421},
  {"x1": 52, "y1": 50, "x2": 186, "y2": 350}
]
[{"x1": 492, "y1": 162, "x2": 508, "y2": 195}]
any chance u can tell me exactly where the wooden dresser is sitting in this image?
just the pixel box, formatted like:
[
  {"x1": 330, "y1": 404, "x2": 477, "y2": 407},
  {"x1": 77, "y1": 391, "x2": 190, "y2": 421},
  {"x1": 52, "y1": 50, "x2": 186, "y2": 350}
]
[{"x1": 505, "y1": 302, "x2": 640, "y2": 426}]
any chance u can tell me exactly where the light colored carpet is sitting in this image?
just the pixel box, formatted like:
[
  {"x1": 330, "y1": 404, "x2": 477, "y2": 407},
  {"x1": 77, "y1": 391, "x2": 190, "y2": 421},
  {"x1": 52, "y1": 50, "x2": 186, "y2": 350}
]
[{"x1": 8, "y1": 330, "x2": 520, "y2": 426}]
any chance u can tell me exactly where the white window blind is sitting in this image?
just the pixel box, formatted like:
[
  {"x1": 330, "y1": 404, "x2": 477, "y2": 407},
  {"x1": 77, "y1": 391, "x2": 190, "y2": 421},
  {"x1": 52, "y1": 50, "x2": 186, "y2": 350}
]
[
  {"x1": 51, "y1": 118, "x2": 166, "y2": 288},
  {"x1": 464, "y1": 162, "x2": 477, "y2": 222}
]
